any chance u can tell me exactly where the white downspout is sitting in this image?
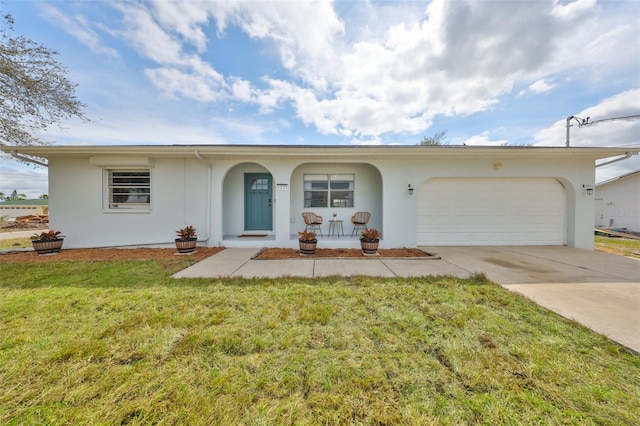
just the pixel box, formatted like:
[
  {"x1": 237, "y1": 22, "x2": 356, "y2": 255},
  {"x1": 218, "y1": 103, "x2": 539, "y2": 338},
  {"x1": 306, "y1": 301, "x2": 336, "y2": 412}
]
[
  {"x1": 194, "y1": 150, "x2": 212, "y2": 244},
  {"x1": 595, "y1": 152, "x2": 636, "y2": 168}
]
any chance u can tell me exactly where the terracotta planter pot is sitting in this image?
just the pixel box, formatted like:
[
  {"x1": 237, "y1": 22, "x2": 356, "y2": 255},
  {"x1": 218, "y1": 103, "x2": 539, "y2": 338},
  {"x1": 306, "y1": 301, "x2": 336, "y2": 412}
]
[
  {"x1": 32, "y1": 239, "x2": 64, "y2": 255},
  {"x1": 299, "y1": 239, "x2": 318, "y2": 255},
  {"x1": 360, "y1": 239, "x2": 379, "y2": 254},
  {"x1": 175, "y1": 238, "x2": 197, "y2": 253}
]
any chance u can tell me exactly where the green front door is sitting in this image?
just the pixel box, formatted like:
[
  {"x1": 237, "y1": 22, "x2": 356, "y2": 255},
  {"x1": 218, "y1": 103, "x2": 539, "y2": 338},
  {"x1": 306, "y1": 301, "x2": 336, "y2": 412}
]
[{"x1": 245, "y1": 173, "x2": 273, "y2": 231}]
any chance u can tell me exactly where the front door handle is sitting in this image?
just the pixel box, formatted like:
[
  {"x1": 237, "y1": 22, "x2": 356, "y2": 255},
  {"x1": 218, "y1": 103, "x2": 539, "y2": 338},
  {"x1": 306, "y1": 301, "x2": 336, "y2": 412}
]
[{"x1": 268, "y1": 198, "x2": 272, "y2": 207}]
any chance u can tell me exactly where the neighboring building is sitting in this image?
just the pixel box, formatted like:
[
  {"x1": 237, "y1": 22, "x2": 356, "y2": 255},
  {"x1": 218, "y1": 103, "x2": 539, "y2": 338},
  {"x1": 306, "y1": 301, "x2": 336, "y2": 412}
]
[
  {"x1": 595, "y1": 170, "x2": 640, "y2": 233},
  {"x1": 2, "y1": 144, "x2": 638, "y2": 250},
  {"x1": 0, "y1": 199, "x2": 48, "y2": 219}
]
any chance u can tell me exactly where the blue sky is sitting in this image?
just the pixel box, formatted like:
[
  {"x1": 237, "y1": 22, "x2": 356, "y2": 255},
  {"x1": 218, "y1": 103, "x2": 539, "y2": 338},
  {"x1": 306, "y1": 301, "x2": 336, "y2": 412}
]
[{"x1": 1, "y1": 0, "x2": 639, "y2": 198}]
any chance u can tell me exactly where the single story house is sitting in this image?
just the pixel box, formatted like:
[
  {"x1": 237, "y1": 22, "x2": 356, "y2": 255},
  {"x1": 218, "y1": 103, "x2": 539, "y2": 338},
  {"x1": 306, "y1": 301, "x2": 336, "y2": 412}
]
[
  {"x1": 594, "y1": 170, "x2": 640, "y2": 233},
  {"x1": 3, "y1": 145, "x2": 638, "y2": 250},
  {"x1": 0, "y1": 199, "x2": 48, "y2": 219}
]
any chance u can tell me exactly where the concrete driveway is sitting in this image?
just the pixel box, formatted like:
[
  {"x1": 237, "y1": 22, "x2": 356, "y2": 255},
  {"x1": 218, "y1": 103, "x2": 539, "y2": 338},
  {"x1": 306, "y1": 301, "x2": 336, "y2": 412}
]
[{"x1": 174, "y1": 245, "x2": 640, "y2": 353}]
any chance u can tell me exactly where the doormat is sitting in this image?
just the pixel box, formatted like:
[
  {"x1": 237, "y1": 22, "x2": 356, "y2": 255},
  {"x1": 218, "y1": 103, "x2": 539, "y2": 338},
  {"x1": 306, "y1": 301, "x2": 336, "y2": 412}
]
[{"x1": 238, "y1": 234, "x2": 268, "y2": 238}]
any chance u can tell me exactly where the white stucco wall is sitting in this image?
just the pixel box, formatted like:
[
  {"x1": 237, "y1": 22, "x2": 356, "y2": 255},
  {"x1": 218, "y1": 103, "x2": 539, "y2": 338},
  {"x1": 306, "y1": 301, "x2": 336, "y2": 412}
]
[
  {"x1": 366, "y1": 157, "x2": 593, "y2": 249},
  {"x1": 289, "y1": 163, "x2": 383, "y2": 236},
  {"x1": 46, "y1": 152, "x2": 597, "y2": 250},
  {"x1": 48, "y1": 158, "x2": 208, "y2": 248},
  {"x1": 595, "y1": 173, "x2": 640, "y2": 232}
]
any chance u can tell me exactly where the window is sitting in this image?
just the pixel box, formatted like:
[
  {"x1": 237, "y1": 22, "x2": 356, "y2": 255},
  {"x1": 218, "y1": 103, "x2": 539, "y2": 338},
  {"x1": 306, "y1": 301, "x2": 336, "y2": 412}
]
[
  {"x1": 107, "y1": 170, "x2": 150, "y2": 210},
  {"x1": 304, "y1": 174, "x2": 354, "y2": 208},
  {"x1": 250, "y1": 178, "x2": 269, "y2": 190}
]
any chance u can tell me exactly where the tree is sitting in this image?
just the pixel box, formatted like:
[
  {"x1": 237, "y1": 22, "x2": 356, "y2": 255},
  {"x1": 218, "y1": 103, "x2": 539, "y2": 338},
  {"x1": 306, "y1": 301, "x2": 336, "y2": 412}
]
[
  {"x1": 418, "y1": 130, "x2": 448, "y2": 146},
  {"x1": 0, "y1": 12, "x2": 86, "y2": 148},
  {"x1": 6, "y1": 189, "x2": 26, "y2": 200},
  {"x1": 38, "y1": 193, "x2": 48, "y2": 199}
]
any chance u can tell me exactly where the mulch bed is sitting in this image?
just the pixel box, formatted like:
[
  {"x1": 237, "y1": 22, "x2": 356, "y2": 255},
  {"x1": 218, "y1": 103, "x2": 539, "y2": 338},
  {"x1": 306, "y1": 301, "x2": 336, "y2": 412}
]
[
  {"x1": 1, "y1": 246, "x2": 432, "y2": 263},
  {"x1": 0, "y1": 247, "x2": 225, "y2": 263},
  {"x1": 254, "y1": 247, "x2": 432, "y2": 259}
]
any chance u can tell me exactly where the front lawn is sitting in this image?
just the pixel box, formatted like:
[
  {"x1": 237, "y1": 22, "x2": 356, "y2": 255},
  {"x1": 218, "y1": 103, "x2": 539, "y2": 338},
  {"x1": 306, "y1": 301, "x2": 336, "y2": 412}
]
[
  {"x1": 595, "y1": 235, "x2": 640, "y2": 258},
  {"x1": 1, "y1": 260, "x2": 639, "y2": 425}
]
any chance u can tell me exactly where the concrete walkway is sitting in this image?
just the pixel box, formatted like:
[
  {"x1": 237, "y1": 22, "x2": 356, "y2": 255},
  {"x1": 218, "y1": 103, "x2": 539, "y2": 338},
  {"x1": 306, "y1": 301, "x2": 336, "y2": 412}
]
[
  {"x1": 172, "y1": 248, "x2": 468, "y2": 279},
  {"x1": 173, "y1": 246, "x2": 640, "y2": 353}
]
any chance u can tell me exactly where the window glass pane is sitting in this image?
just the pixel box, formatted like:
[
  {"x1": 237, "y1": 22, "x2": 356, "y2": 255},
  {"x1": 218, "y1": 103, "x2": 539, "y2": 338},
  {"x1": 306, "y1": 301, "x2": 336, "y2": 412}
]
[
  {"x1": 251, "y1": 178, "x2": 268, "y2": 190},
  {"x1": 330, "y1": 181, "x2": 353, "y2": 190},
  {"x1": 330, "y1": 191, "x2": 354, "y2": 208},
  {"x1": 303, "y1": 173, "x2": 354, "y2": 208},
  {"x1": 109, "y1": 170, "x2": 150, "y2": 209},
  {"x1": 304, "y1": 191, "x2": 328, "y2": 208},
  {"x1": 305, "y1": 181, "x2": 328, "y2": 190}
]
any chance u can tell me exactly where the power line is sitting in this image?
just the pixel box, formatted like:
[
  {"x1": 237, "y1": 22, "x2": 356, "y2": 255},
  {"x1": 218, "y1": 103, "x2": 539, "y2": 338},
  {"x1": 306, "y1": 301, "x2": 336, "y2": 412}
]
[
  {"x1": 565, "y1": 113, "x2": 640, "y2": 147},
  {"x1": 587, "y1": 114, "x2": 640, "y2": 126}
]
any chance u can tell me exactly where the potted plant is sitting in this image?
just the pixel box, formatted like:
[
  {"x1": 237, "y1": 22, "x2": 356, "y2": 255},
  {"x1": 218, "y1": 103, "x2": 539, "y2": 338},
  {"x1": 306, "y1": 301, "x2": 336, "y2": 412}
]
[
  {"x1": 31, "y1": 230, "x2": 65, "y2": 255},
  {"x1": 360, "y1": 228, "x2": 381, "y2": 255},
  {"x1": 175, "y1": 225, "x2": 197, "y2": 253},
  {"x1": 298, "y1": 230, "x2": 317, "y2": 255}
]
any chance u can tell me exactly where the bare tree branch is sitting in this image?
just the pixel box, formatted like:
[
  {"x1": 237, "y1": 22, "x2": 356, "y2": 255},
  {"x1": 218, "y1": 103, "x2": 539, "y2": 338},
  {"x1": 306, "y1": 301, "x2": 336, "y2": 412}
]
[{"x1": 0, "y1": 12, "x2": 87, "y2": 149}]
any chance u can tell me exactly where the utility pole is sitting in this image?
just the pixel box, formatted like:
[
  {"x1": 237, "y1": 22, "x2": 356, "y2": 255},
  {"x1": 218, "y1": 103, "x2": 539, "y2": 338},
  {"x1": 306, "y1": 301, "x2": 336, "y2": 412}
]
[{"x1": 565, "y1": 115, "x2": 589, "y2": 147}]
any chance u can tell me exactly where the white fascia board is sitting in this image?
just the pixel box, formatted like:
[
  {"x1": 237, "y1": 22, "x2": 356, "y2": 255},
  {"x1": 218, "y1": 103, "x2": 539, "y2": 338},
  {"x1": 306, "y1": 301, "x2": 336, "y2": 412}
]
[
  {"x1": 2, "y1": 144, "x2": 639, "y2": 162},
  {"x1": 89, "y1": 156, "x2": 154, "y2": 168}
]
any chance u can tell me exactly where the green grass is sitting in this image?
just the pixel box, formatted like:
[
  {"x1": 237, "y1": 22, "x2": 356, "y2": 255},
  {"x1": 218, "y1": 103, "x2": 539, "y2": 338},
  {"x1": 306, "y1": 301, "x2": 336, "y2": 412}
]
[
  {"x1": 1, "y1": 260, "x2": 639, "y2": 425},
  {"x1": 595, "y1": 235, "x2": 640, "y2": 258},
  {"x1": 0, "y1": 235, "x2": 32, "y2": 250}
]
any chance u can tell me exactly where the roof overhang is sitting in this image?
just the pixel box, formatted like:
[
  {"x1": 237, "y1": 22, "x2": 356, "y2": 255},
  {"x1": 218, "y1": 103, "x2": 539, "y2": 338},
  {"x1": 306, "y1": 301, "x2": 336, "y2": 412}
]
[
  {"x1": 596, "y1": 169, "x2": 640, "y2": 186},
  {"x1": 2, "y1": 144, "x2": 638, "y2": 162}
]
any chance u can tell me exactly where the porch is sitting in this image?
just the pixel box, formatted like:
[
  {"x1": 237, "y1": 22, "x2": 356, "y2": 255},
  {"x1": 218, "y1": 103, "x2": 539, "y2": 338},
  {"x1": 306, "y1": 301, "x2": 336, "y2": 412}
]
[
  {"x1": 222, "y1": 232, "x2": 367, "y2": 249},
  {"x1": 220, "y1": 161, "x2": 383, "y2": 249}
]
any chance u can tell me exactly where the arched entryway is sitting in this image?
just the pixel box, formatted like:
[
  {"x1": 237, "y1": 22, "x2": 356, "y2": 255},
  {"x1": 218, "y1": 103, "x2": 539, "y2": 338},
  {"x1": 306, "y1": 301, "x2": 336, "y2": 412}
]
[
  {"x1": 289, "y1": 162, "x2": 383, "y2": 243},
  {"x1": 222, "y1": 163, "x2": 274, "y2": 239}
]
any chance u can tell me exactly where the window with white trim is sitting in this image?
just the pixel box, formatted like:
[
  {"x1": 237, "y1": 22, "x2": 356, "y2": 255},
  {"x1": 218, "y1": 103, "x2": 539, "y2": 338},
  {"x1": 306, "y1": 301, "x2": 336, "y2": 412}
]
[
  {"x1": 304, "y1": 174, "x2": 354, "y2": 208},
  {"x1": 107, "y1": 170, "x2": 151, "y2": 210}
]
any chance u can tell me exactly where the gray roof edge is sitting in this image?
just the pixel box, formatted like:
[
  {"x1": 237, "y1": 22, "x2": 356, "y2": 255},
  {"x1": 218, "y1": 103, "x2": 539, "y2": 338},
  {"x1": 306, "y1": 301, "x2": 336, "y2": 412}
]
[
  {"x1": 596, "y1": 169, "x2": 640, "y2": 186},
  {"x1": 2, "y1": 144, "x2": 639, "y2": 160}
]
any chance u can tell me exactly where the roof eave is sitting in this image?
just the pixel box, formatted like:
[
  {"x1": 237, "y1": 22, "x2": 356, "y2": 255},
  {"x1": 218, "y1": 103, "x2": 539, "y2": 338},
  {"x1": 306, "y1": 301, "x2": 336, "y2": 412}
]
[{"x1": 1, "y1": 144, "x2": 638, "y2": 162}]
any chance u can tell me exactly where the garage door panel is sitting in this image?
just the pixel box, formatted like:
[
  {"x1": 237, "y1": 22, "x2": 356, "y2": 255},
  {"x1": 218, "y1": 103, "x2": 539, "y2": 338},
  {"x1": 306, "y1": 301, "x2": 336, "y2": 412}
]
[{"x1": 417, "y1": 178, "x2": 566, "y2": 246}]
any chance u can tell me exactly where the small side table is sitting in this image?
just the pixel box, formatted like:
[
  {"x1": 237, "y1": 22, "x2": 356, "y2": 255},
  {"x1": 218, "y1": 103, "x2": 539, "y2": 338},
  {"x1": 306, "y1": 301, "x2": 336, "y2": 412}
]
[{"x1": 328, "y1": 220, "x2": 344, "y2": 237}]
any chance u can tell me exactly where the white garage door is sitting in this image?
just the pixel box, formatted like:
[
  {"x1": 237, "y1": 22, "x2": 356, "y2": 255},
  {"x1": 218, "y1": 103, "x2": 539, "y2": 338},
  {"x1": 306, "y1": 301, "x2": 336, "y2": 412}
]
[{"x1": 417, "y1": 178, "x2": 566, "y2": 246}]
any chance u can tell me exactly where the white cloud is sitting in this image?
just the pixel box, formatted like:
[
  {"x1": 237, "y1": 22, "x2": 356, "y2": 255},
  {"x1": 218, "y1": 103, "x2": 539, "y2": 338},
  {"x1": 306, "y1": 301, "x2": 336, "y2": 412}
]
[
  {"x1": 551, "y1": 0, "x2": 597, "y2": 19},
  {"x1": 52, "y1": 0, "x2": 640, "y2": 143},
  {"x1": 210, "y1": 0, "x2": 345, "y2": 81},
  {"x1": 115, "y1": 3, "x2": 184, "y2": 65},
  {"x1": 463, "y1": 131, "x2": 508, "y2": 146},
  {"x1": 534, "y1": 89, "x2": 640, "y2": 148},
  {"x1": 149, "y1": 0, "x2": 211, "y2": 52},
  {"x1": 528, "y1": 80, "x2": 555, "y2": 94},
  {"x1": 40, "y1": 4, "x2": 120, "y2": 59},
  {"x1": 533, "y1": 88, "x2": 640, "y2": 182},
  {"x1": 0, "y1": 160, "x2": 49, "y2": 199}
]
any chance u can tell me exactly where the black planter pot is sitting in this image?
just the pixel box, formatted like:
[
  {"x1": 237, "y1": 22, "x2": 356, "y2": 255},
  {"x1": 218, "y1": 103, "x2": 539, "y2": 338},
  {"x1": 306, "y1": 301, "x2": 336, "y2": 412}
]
[
  {"x1": 175, "y1": 238, "x2": 197, "y2": 253},
  {"x1": 32, "y1": 239, "x2": 64, "y2": 255}
]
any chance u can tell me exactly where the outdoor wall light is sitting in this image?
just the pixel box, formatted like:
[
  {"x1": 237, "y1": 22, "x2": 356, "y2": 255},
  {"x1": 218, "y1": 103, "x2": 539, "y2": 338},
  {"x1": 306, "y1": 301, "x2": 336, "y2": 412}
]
[
  {"x1": 583, "y1": 184, "x2": 594, "y2": 195},
  {"x1": 408, "y1": 184, "x2": 414, "y2": 195}
]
